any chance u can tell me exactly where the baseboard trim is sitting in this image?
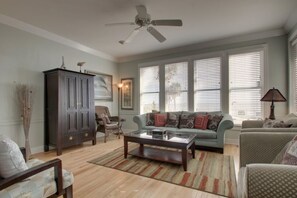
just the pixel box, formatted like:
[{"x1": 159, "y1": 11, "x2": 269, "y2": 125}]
[{"x1": 225, "y1": 138, "x2": 239, "y2": 145}]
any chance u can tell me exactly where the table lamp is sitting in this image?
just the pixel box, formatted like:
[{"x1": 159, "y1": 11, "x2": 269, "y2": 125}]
[{"x1": 260, "y1": 87, "x2": 286, "y2": 120}]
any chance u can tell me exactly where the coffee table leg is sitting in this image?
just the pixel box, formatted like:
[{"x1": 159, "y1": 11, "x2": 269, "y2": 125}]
[
  {"x1": 124, "y1": 138, "x2": 128, "y2": 158},
  {"x1": 139, "y1": 143, "x2": 144, "y2": 154},
  {"x1": 191, "y1": 142, "x2": 195, "y2": 159},
  {"x1": 182, "y1": 149, "x2": 187, "y2": 171}
]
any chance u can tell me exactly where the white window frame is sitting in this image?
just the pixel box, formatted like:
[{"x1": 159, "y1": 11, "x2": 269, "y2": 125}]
[
  {"x1": 289, "y1": 28, "x2": 297, "y2": 113},
  {"x1": 226, "y1": 44, "x2": 268, "y2": 122}
]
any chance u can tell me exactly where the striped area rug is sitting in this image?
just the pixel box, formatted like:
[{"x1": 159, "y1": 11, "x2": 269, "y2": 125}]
[{"x1": 88, "y1": 145, "x2": 237, "y2": 197}]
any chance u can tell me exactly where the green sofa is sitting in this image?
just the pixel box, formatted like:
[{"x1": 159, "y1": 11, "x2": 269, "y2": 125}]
[{"x1": 133, "y1": 111, "x2": 234, "y2": 153}]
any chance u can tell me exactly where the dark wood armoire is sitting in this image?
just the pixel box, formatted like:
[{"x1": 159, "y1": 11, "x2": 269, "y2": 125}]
[{"x1": 43, "y1": 68, "x2": 96, "y2": 155}]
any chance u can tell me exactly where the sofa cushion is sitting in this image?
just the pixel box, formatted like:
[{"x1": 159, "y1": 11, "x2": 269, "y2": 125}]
[
  {"x1": 0, "y1": 159, "x2": 74, "y2": 198},
  {"x1": 0, "y1": 136, "x2": 28, "y2": 178},
  {"x1": 177, "y1": 128, "x2": 217, "y2": 139},
  {"x1": 194, "y1": 115, "x2": 209, "y2": 129},
  {"x1": 154, "y1": 113, "x2": 168, "y2": 127},
  {"x1": 146, "y1": 113, "x2": 156, "y2": 126},
  {"x1": 165, "y1": 112, "x2": 180, "y2": 127},
  {"x1": 207, "y1": 114, "x2": 223, "y2": 131},
  {"x1": 179, "y1": 113, "x2": 195, "y2": 128}
]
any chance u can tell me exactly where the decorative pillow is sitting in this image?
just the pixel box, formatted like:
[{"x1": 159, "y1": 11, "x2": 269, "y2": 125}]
[
  {"x1": 207, "y1": 114, "x2": 223, "y2": 131},
  {"x1": 194, "y1": 115, "x2": 209, "y2": 129},
  {"x1": 281, "y1": 135, "x2": 297, "y2": 165},
  {"x1": 283, "y1": 114, "x2": 297, "y2": 128},
  {"x1": 146, "y1": 113, "x2": 156, "y2": 126},
  {"x1": 179, "y1": 113, "x2": 195, "y2": 128},
  {"x1": 100, "y1": 113, "x2": 111, "y2": 124},
  {"x1": 154, "y1": 113, "x2": 168, "y2": 127},
  {"x1": 165, "y1": 113, "x2": 179, "y2": 127},
  {"x1": 263, "y1": 119, "x2": 292, "y2": 128},
  {"x1": 0, "y1": 137, "x2": 28, "y2": 178},
  {"x1": 271, "y1": 141, "x2": 291, "y2": 164}
]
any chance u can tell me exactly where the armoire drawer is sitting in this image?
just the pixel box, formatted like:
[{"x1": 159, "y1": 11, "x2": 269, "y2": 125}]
[
  {"x1": 63, "y1": 134, "x2": 78, "y2": 147},
  {"x1": 80, "y1": 131, "x2": 94, "y2": 142}
]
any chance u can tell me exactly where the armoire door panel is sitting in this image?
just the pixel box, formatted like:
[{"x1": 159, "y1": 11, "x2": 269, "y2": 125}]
[
  {"x1": 66, "y1": 76, "x2": 78, "y2": 110},
  {"x1": 67, "y1": 112, "x2": 78, "y2": 133},
  {"x1": 80, "y1": 111, "x2": 90, "y2": 131},
  {"x1": 79, "y1": 77, "x2": 90, "y2": 110}
]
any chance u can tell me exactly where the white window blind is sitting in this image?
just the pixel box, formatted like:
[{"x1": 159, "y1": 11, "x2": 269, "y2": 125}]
[
  {"x1": 140, "y1": 66, "x2": 160, "y2": 114},
  {"x1": 229, "y1": 51, "x2": 263, "y2": 124},
  {"x1": 194, "y1": 57, "x2": 221, "y2": 111},
  {"x1": 165, "y1": 62, "x2": 188, "y2": 111}
]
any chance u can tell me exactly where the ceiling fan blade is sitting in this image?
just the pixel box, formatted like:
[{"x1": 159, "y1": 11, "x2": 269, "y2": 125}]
[
  {"x1": 147, "y1": 26, "x2": 166, "y2": 43},
  {"x1": 151, "y1": 19, "x2": 183, "y2": 26},
  {"x1": 105, "y1": 22, "x2": 135, "y2": 26},
  {"x1": 119, "y1": 28, "x2": 141, "y2": 44},
  {"x1": 136, "y1": 5, "x2": 147, "y2": 18}
]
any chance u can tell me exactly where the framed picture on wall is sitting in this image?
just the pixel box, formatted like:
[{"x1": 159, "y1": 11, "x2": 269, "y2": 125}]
[
  {"x1": 85, "y1": 70, "x2": 113, "y2": 101},
  {"x1": 121, "y1": 78, "x2": 133, "y2": 110}
]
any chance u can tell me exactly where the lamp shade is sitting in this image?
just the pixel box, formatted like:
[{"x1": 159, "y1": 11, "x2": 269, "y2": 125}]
[{"x1": 260, "y1": 87, "x2": 286, "y2": 102}]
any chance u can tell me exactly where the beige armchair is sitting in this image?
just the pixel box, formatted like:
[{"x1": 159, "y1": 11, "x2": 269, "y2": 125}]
[
  {"x1": 238, "y1": 131, "x2": 297, "y2": 197},
  {"x1": 95, "y1": 106, "x2": 121, "y2": 142}
]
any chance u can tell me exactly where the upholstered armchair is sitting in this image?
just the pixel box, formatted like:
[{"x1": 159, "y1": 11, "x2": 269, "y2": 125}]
[
  {"x1": 238, "y1": 131, "x2": 297, "y2": 197},
  {"x1": 95, "y1": 106, "x2": 121, "y2": 142},
  {"x1": 0, "y1": 138, "x2": 74, "y2": 198}
]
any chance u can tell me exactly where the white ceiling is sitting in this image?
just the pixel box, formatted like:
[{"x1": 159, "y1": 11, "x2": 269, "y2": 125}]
[{"x1": 0, "y1": 0, "x2": 296, "y2": 61}]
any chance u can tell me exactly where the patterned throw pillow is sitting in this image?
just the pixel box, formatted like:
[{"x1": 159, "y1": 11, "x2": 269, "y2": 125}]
[
  {"x1": 154, "y1": 113, "x2": 168, "y2": 127},
  {"x1": 179, "y1": 113, "x2": 195, "y2": 128},
  {"x1": 100, "y1": 113, "x2": 111, "y2": 124},
  {"x1": 146, "y1": 113, "x2": 157, "y2": 126},
  {"x1": 165, "y1": 113, "x2": 180, "y2": 127},
  {"x1": 281, "y1": 135, "x2": 297, "y2": 165},
  {"x1": 207, "y1": 114, "x2": 223, "y2": 131},
  {"x1": 263, "y1": 119, "x2": 292, "y2": 128},
  {"x1": 194, "y1": 115, "x2": 209, "y2": 129}
]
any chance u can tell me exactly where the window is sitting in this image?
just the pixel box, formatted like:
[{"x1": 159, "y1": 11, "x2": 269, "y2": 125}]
[
  {"x1": 165, "y1": 62, "x2": 188, "y2": 111},
  {"x1": 140, "y1": 66, "x2": 159, "y2": 114},
  {"x1": 194, "y1": 57, "x2": 221, "y2": 111},
  {"x1": 229, "y1": 50, "x2": 263, "y2": 124}
]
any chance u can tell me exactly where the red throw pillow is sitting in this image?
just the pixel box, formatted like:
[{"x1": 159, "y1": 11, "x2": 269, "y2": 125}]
[
  {"x1": 194, "y1": 115, "x2": 209, "y2": 129},
  {"x1": 154, "y1": 113, "x2": 167, "y2": 127}
]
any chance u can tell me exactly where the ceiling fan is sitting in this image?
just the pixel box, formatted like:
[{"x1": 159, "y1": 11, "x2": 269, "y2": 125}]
[{"x1": 105, "y1": 5, "x2": 183, "y2": 44}]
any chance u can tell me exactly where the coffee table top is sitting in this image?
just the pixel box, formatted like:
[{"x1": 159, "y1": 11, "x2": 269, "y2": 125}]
[{"x1": 124, "y1": 130, "x2": 196, "y2": 144}]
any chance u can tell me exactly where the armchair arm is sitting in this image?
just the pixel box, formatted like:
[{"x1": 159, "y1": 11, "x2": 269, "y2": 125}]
[
  {"x1": 239, "y1": 132, "x2": 296, "y2": 167},
  {"x1": 245, "y1": 164, "x2": 297, "y2": 198},
  {"x1": 0, "y1": 159, "x2": 63, "y2": 196}
]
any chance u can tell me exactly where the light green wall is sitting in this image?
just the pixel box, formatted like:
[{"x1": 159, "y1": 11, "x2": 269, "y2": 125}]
[
  {"x1": 0, "y1": 23, "x2": 118, "y2": 153},
  {"x1": 119, "y1": 35, "x2": 289, "y2": 143}
]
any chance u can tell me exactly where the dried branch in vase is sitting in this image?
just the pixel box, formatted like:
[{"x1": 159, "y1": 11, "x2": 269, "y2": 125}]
[{"x1": 16, "y1": 84, "x2": 34, "y2": 161}]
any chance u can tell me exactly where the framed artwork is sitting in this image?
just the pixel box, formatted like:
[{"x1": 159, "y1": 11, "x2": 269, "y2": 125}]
[
  {"x1": 121, "y1": 78, "x2": 133, "y2": 110},
  {"x1": 85, "y1": 70, "x2": 113, "y2": 101}
]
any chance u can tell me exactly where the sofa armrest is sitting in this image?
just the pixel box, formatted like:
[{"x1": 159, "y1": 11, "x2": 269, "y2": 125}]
[
  {"x1": 239, "y1": 132, "x2": 296, "y2": 167},
  {"x1": 0, "y1": 159, "x2": 63, "y2": 196},
  {"x1": 244, "y1": 164, "x2": 297, "y2": 198},
  {"x1": 133, "y1": 114, "x2": 146, "y2": 130},
  {"x1": 216, "y1": 114, "x2": 234, "y2": 147},
  {"x1": 242, "y1": 120, "x2": 264, "y2": 129}
]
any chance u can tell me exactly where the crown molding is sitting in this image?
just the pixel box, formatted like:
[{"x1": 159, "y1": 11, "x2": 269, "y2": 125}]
[
  {"x1": 0, "y1": 14, "x2": 116, "y2": 62},
  {"x1": 118, "y1": 28, "x2": 286, "y2": 63}
]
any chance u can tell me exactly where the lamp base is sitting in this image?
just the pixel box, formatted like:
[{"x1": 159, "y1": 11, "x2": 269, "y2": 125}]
[{"x1": 269, "y1": 102, "x2": 275, "y2": 120}]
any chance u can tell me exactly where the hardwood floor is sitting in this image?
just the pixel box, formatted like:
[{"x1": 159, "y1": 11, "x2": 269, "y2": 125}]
[{"x1": 33, "y1": 135, "x2": 239, "y2": 198}]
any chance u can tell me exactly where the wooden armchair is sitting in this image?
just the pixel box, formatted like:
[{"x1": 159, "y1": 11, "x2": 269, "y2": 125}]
[
  {"x1": 0, "y1": 148, "x2": 73, "y2": 198},
  {"x1": 95, "y1": 106, "x2": 121, "y2": 142}
]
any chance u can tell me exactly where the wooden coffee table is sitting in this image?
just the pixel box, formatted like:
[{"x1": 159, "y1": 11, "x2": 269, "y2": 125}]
[{"x1": 124, "y1": 130, "x2": 196, "y2": 171}]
